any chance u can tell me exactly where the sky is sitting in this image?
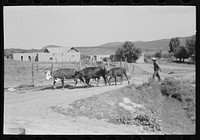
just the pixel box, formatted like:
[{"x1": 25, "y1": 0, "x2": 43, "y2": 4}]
[{"x1": 4, "y1": 6, "x2": 196, "y2": 49}]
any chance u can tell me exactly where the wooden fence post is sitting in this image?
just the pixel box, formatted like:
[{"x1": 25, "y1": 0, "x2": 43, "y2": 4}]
[
  {"x1": 125, "y1": 58, "x2": 128, "y2": 71},
  {"x1": 62, "y1": 53, "x2": 63, "y2": 67},
  {"x1": 51, "y1": 53, "x2": 54, "y2": 70},
  {"x1": 108, "y1": 60, "x2": 110, "y2": 70},
  {"x1": 37, "y1": 62, "x2": 38, "y2": 71},
  {"x1": 79, "y1": 60, "x2": 81, "y2": 70},
  {"x1": 120, "y1": 58, "x2": 122, "y2": 67},
  {"x1": 31, "y1": 61, "x2": 34, "y2": 86}
]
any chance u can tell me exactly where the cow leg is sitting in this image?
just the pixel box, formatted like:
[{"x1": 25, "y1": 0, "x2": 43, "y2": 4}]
[
  {"x1": 61, "y1": 78, "x2": 65, "y2": 89},
  {"x1": 103, "y1": 76, "x2": 107, "y2": 85},
  {"x1": 124, "y1": 73, "x2": 130, "y2": 84},
  {"x1": 115, "y1": 77, "x2": 117, "y2": 85},
  {"x1": 96, "y1": 78, "x2": 100, "y2": 86},
  {"x1": 53, "y1": 79, "x2": 56, "y2": 89},
  {"x1": 120, "y1": 75, "x2": 123, "y2": 85},
  {"x1": 79, "y1": 77, "x2": 86, "y2": 86},
  {"x1": 73, "y1": 78, "x2": 78, "y2": 88},
  {"x1": 86, "y1": 78, "x2": 90, "y2": 87},
  {"x1": 108, "y1": 77, "x2": 112, "y2": 85}
]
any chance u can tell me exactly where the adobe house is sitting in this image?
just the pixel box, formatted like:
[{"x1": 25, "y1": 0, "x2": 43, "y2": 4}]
[
  {"x1": 12, "y1": 53, "x2": 37, "y2": 61},
  {"x1": 40, "y1": 46, "x2": 80, "y2": 62},
  {"x1": 12, "y1": 46, "x2": 80, "y2": 62}
]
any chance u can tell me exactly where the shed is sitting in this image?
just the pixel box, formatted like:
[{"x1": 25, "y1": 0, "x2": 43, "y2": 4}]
[
  {"x1": 38, "y1": 46, "x2": 80, "y2": 62},
  {"x1": 12, "y1": 53, "x2": 37, "y2": 61},
  {"x1": 136, "y1": 53, "x2": 145, "y2": 63}
]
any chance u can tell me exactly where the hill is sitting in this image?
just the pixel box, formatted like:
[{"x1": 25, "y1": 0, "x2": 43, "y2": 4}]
[
  {"x1": 94, "y1": 36, "x2": 192, "y2": 52},
  {"x1": 4, "y1": 35, "x2": 193, "y2": 56},
  {"x1": 4, "y1": 48, "x2": 43, "y2": 56},
  {"x1": 76, "y1": 35, "x2": 193, "y2": 55}
]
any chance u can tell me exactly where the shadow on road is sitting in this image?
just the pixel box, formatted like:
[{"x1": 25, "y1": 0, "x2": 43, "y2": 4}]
[{"x1": 39, "y1": 84, "x2": 96, "y2": 91}]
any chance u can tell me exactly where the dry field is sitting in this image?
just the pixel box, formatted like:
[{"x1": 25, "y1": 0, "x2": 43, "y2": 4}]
[
  {"x1": 4, "y1": 60, "x2": 81, "y2": 88},
  {"x1": 4, "y1": 60, "x2": 134, "y2": 89},
  {"x1": 4, "y1": 59, "x2": 196, "y2": 134}
]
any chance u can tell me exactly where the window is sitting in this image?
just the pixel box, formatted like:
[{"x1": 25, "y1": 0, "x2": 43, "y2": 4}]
[{"x1": 28, "y1": 56, "x2": 31, "y2": 61}]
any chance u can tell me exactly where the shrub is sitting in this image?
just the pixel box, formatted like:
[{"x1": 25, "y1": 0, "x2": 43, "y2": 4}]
[
  {"x1": 155, "y1": 50, "x2": 162, "y2": 59},
  {"x1": 160, "y1": 77, "x2": 181, "y2": 97},
  {"x1": 161, "y1": 53, "x2": 170, "y2": 58},
  {"x1": 160, "y1": 77, "x2": 196, "y2": 122}
]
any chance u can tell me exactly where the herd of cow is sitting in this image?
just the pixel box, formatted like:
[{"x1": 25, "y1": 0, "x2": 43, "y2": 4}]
[{"x1": 45, "y1": 67, "x2": 130, "y2": 89}]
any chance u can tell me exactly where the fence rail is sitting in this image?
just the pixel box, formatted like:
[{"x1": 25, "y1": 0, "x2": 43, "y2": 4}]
[
  {"x1": 4, "y1": 60, "x2": 195, "y2": 88},
  {"x1": 4, "y1": 60, "x2": 136, "y2": 88}
]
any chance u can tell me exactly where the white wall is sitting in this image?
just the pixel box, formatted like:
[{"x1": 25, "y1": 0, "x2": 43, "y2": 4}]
[
  {"x1": 65, "y1": 52, "x2": 80, "y2": 62},
  {"x1": 13, "y1": 53, "x2": 37, "y2": 61},
  {"x1": 96, "y1": 55, "x2": 110, "y2": 61},
  {"x1": 136, "y1": 53, "x2": 144, "y2": 63},
  {"x1": 37, "y1": 53, "x2": 53, "y2": 62},
  {"x1": 13, "y1": 51, "x2": 80, "y2": 62}
]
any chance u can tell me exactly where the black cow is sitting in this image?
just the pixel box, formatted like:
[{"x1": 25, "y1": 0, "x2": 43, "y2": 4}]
[
  {"x1": 107, "y1": 67, "x2": 130, "y2": 85},
  {"x1": 76, "y1": 67, "x2": 107, "y2": 86},
  {"x1": 45, "y1": 68, "x2": 85, "y2": 89}
]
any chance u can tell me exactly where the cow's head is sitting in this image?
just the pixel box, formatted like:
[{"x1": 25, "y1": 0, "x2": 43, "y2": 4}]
[
  {"x1": 45, "y1": 70, "x2": 53, "y2": 80},
  {"x1": 100, "y1": 67, "x2": 108, "y2": 75},
  {"x1": 74, "y1": 71, "x2": 80, "y2": 78},
  {"x1": 105, "y1": 70, "x2": 111, "y2": 80}
]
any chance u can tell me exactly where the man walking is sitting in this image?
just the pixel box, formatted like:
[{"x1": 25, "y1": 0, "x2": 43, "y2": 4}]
[{"x1": 152, "y1": 57, "x2": 161, "y2": 81}]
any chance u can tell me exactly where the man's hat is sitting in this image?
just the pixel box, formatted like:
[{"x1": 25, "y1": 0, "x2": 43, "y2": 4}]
[{"x1": 151, "y1": 57, "x2": 156, "y2": 61}]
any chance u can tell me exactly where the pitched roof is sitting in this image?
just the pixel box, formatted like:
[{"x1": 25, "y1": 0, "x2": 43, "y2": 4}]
[{"x1": 43, "y1": 47, "x2": 79, "y2": 53}]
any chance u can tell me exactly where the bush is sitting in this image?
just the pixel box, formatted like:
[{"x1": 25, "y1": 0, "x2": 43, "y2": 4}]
[
  {"x1": 144, "y1": 54, "x2": 154, "y2": 59},
  {"x1": 160, "y1": 77, "x2": 181, "y2": 97},
  {"x1": 155, "y1": 50, "x2": 162, "y2": 59},
  {"x1": 160, "y1": 77, "x2": 196, "y2": 122},
  {"x1": 161, "y1": 53, "x2": 170, "y2": 58},
  {"x1": 115, "y1": 41, "x2": 142, "y2": 63}
]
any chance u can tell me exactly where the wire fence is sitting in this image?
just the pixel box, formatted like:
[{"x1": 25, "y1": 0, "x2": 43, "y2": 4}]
[
  {"x1": 4, "y1": 60, "x2": 136, "y2": 88},
  {"x1": 5, "y1": 60, "x2": 194, "y2": 88}
]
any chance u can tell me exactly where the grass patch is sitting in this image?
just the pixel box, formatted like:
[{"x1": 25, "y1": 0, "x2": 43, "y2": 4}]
[
  {"x1": 160, "y1": 77, "x2": 196, "y2": 122},
  {"x1": 18, "y1": 84, "x2": 34, "y2": 88},
  {"x1": 50, "y1": 77, "x2": 195, "y2": 132},
  {"x1": 51, "y1": 82, "x2": 164, "y2": 132}
]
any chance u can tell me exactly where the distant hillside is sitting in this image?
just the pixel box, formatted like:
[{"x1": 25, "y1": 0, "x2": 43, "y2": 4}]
[
  {"x1": 75, "y1": 47, "x2": 115, "y2": 55},
  {"x1": 75, "y1": 35, "x2": 193, "y2": 55},
  {"x1": 42, "y1": 45, "x2": 63, "y2": 50},
  {"x1": 4, "y1": 48, "x2": 43, "y2": 56},
  {"x1": 94, "y1": 36, "x2": 192, "y2": 53},
  {"x1": 99, "y1": 42, "x2": 123, "y2": 47},
  {"x1": 4, "y1": 35, "x2": 194, "y2": 56}
]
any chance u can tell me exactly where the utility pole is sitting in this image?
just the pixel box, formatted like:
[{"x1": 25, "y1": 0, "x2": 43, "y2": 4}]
[
  {"x1": 62, "y1": 53, "x2": 63, "y2": 67},
  {"x1": 51, "y1": 53, "x2": 55, "y2": 70},
  {"x1": 120, "y1": 58, "x2": 122, "y2": 67},
  {"x1": 31, "y1": 56, "x2": 35, "y2": 87}
]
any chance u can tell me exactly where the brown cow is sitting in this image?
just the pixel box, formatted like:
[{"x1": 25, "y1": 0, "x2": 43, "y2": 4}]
[
  {"x1": 45, "y1": 68, "x2": 85, "y2": 89},
  {"x1": 75, "y1": 67, "x2": 107, "y2": 86},
  {"x1": 107, "y1": 67, "x2": 130, "y2": 85}
]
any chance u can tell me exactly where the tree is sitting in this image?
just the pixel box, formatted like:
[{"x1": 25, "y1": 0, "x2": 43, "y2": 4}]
[
  {"x1": 185, "y1": 35, "x2": 196, "y2": 61},
  {"x1": 174, "y1": 46, "x2": 189, "y2": 62},
  {"x1": 155, "y1": 49, "x2": 162, "y2": 59},
  {"x1": 116, "y1": 48, "x2": 125, "y2": 61},
  {"x1": 169, "y1": 37, "x2": 180, "y2": 53},
  {"x1": 115, "y1": 41, "x2": 142, "y2": 63}
]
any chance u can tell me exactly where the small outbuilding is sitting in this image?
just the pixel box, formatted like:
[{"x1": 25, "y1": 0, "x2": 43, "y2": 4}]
[
  {"x1": 136, "y1": 53, "x2": 145, "y2": 63},
  {"x1": 40, "y1": 46, "x2": 80, "y2": 62},
  {"x1": 12, "y1": 46, "x2": 81, "y2": 62},
  {"x1": 12, "y1": 53, "x2": 37, "y2": 61}
]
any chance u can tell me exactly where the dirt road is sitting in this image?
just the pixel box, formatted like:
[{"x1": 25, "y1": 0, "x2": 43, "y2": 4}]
[
  {"x1": 5, "y1": 80, "x2": 152, "y2": 134},
  {"x1": 4, "y1": 63, "x2": 195, "y2": 134}
]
